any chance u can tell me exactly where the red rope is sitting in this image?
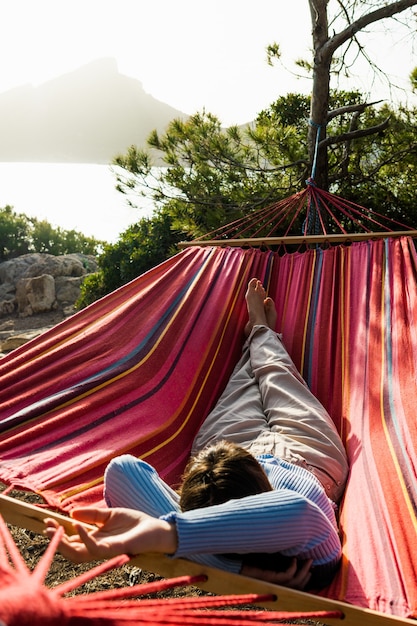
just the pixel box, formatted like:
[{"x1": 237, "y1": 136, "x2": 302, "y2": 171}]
[
  {"x1": 0, "y1": 515, "x2": 344, "y2": 626},
  {"x1": 193, "y1": 185, "x2": 415, "y2": 243}
]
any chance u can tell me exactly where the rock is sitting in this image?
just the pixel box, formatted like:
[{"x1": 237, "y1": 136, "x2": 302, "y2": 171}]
[
  {"x1": 0, "y1": 253, "x2": 44, "y2": 284},
  {"x1": 0, "y1": 320, "x2": 14, "y2": 331},
  {"x1": 0, "y1": 283, "x2": 14, "y2": 298},
  {"x1": 0, "y1": 252, "x2": 99, "y2": 354},
  {"x1": 0, "y1": 283, "x2": 16, "y2": 315},
  {"x1": 0, "y1": 253, "x2": 98, "y2": 284},
  {"x1": 1, "y1": 329, "x2": 47, "y2": 352},
  {"x1": 24, "y1": 254, "x2": 96, "y2": 278},
  {"x1": 0, "y1": 298, "x2": 15, "y2": 316},
  {"x1": 55, "y1": 275, "x2": 84, "y2": 305},
  {"x1": 0, "y1": 253, "x2": 98, "y2": 319},
  {"x1": 16, "y1": 274, "x2": 56, "y2": 316}
]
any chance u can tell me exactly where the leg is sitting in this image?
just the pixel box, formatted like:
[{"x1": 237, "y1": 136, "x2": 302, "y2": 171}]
[
  {"x1": 247, "y1": 324, "x2": 349, "y2": 502},
  {"x1": 191, "y1": 345, "x2": 267, "y2": 454},
  {"x1": 192, "y1": 280, "x2": 276, "y2": 455},
  {"x1": 104, "y1": 454, "x2": 180, "y2": 517},
  {"x1": 244, "y1": 279, "x2": 348, "y2": 501}
]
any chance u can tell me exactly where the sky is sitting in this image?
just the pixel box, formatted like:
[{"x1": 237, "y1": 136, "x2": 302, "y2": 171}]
[{"x1": 0, "y1": 0, "x2": 416, "y2": 127}]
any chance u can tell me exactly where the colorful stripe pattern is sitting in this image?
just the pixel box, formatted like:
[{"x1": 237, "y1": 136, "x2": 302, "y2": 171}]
[{"x1": 0, "y1": 238, "x2": 416, "y2": 617}]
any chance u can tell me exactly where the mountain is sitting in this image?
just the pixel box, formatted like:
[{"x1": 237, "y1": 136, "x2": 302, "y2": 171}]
[{"x1": 0, "y1": 58, "x2": 188, "y2": 163}]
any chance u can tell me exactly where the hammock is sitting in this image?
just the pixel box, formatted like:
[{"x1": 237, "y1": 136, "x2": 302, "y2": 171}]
[{"x1": 0, "y1": 188, "x2": 417, "y2": 622}]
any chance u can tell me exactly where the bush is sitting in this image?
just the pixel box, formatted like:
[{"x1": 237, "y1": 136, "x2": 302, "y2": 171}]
[{"x1": 77, "y1": 212, "x2": 186, "y2": 307}]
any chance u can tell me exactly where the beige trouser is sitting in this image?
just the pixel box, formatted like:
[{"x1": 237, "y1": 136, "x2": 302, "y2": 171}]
[{"x1": 192, "y1": 325, "x2": 349, "y2": 502}]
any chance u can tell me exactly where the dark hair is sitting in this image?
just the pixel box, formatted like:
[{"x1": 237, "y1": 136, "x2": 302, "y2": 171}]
[{"x1": 179, "y1": 440, "x2": 272, "y2": 512}]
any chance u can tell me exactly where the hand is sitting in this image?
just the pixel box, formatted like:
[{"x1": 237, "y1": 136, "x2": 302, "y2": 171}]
[
  {"x1": 240, "y1": 557, "x2": 313, "y2": 590},
  {"x1": 44, "y1": 507, "x2": 178, "y2": 564}
]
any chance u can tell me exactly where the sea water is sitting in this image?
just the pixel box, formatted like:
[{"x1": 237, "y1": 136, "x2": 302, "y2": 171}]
[{"x1": 0, "y1": 162, "x2": 154, "y2": 243}]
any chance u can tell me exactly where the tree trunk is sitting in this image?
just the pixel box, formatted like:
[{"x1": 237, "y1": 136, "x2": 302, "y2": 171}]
[
  {"x1": 308, "y1": 0, "x2": 332, "y2": 191},
  {"x1": 307, "y1": 0, "x2": 417, "y2": 192}
]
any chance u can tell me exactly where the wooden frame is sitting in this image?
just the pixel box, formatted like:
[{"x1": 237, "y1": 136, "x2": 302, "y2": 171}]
[
  {"x1": 1, "y1": 493, "x2": 415, "y2": 626},
  {"x1": 177, "y1": 230, "x2": 417, "y2": 249}
]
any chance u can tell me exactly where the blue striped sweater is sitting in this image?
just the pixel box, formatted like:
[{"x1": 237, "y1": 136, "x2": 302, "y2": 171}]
[{"x1": 161, "y1": 455, "x2": 341, "y2": 583}]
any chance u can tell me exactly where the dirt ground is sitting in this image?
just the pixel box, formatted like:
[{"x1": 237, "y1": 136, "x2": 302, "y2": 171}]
[{"x1": 0, "y1": 309, "x2": 67, "y2": 339}]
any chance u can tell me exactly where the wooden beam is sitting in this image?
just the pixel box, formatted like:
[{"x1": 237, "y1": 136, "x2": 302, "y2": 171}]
[
  {"x1": 1, "y1": 493, "x2": 415, "y2": 626},
  {"x1": 177, "y1": 230, "x2": 417, "y2": 249},
  {"x1": 0, "y1": 492, "x2": 94, "y2": 535},
  {"x1": 131, "y1": 554, "x2": 417, "y2": 626}
]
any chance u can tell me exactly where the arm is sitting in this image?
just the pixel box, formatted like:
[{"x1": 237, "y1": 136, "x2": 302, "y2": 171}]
[
  {"x1": 45, "y1": 488, "x2": 339, "y2": 567},
  {"x1": 44, "y1": 507, "x2": 313, "y2": 589},
  {"x1": 44, "y1": 508, "x2": 177, "y2": 563},
  {"x1": 164, "y1": 489, "x2": 341, "y2": 565}
]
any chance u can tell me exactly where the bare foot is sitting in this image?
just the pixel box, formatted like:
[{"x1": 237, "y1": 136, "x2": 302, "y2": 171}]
[
  {"x1": 244, "y1": 279, "x2": 268, "y2": 336},
  {"x1": 264, "y1": 296, "x2": 277, "y2": 331}
]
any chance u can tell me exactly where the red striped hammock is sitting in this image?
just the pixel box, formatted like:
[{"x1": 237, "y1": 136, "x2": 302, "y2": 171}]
[{"x1": 0, "y1": 236, "x2": 416, "y2": 618}]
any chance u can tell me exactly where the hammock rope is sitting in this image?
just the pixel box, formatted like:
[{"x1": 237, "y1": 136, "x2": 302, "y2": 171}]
[
  {"x1": 183, "y1": 185, "x2": 417, "y2": 247},
  {"x1": 0, "y1": 515, "x2": 345, "y2": 626}
]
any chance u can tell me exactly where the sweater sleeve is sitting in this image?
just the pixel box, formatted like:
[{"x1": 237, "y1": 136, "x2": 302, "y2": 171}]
[{"x1": 161, "y1": 488, "x2": 341, "y2": 567}]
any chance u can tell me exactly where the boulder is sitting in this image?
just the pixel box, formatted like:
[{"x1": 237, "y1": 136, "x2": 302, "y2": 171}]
[
  {"x1": 1, "y1": 329, "x2": 46, "y2": 353},
  {"x1": 0, "y1": 252, "x2": 99, "y2": 354},
  {"x1": 0, "y1": 253, "x2": 98, "y2": 318},
  {"x1": 0, "y1": 253, "x2": 98, "y2": 284},
  {"x1": 0, "y1": 297, "x2": 14, "y2": 316},
  {"x1": 16, "y1": 274, "x2": 56, "y2": 317},
  {"x1": 55, "y1": 275, "x2": 84, "y2": 305}
]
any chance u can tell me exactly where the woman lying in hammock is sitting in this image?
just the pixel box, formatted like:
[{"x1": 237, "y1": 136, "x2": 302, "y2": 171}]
[{"x1": 45, "y1": 278, "x2": 349, "y2": 590}]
